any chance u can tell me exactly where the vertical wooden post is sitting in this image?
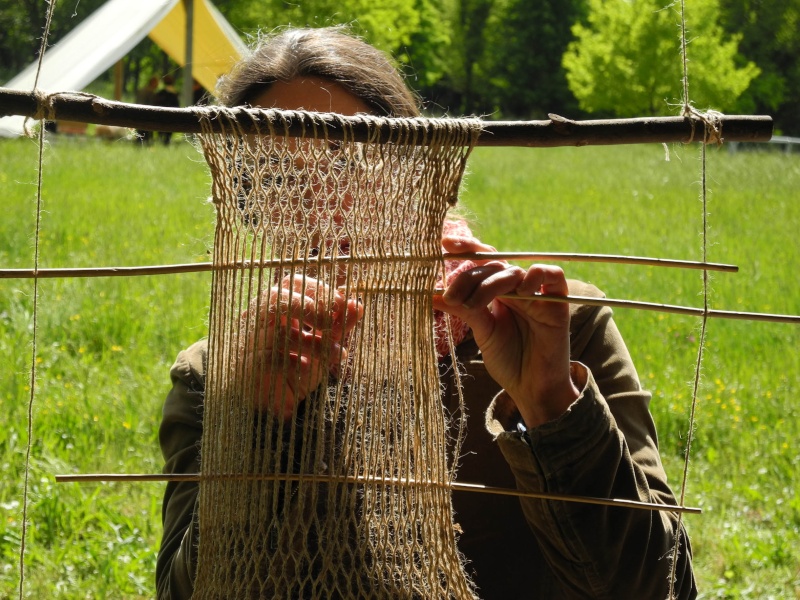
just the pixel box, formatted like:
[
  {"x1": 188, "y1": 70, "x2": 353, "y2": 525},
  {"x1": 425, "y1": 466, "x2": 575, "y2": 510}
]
[
  {"x1": 181, "y1": 0, "x2": 194, "y2": 107},
  {"x1": 114, "y1": 60, "x2": 123, "y2": 101}
]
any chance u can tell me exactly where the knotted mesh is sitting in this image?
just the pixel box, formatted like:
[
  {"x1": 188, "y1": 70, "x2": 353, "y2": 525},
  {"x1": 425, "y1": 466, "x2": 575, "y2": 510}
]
[{"x1": 195, "y1": 108, "x2": 481, "y2": 598}]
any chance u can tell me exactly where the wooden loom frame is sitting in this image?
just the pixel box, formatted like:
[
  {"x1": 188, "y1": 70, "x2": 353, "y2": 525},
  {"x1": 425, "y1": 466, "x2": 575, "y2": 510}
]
[{"x1": 2, "y1": 87, "x2": 797, "y2": 596}]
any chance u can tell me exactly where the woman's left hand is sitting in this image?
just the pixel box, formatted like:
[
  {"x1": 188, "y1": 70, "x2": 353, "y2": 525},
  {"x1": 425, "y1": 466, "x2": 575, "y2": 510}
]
[{"x1": 433, "y1": 233, "x2": 580, "y2": 428}]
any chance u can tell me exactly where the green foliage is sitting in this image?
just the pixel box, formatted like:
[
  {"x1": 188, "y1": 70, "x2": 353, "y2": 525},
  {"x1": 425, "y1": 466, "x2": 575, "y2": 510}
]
[
  {"x1": 719, "y1": 0, "x2": 800, "y2": 133},
  {"x1": 398, "y1": 0, "x2": 455, "y2": 91},
  {"x1": 447, "y1": 0, "x2": 496, "y2": 114},
  {"x1": 215, "y1": 0, "x2": 419, "y2": 54},
  {"x1": 4, "y1": 0, "x2": 800, "y2": 132},
  {"x1": 481, "y1": 0, "x2": 588, "y2": 118},
  {"x1": 563, "y1": 0, "x2": 760, "y2": 116}
]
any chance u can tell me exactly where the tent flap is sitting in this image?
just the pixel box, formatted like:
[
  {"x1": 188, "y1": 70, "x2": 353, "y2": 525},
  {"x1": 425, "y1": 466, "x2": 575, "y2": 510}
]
[
  {"x1": 0, "y1": 0, "x2": 244, "y2": 137},
  {"x1": 150, "y1": 0, "x2": 247, "y2": 94}
]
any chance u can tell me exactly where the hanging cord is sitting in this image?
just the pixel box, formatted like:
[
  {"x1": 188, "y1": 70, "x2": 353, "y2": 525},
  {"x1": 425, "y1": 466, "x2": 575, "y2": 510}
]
[
  {"x1": 19, "y1": 1, "x2": 58, "y2": 598},
  {"x1": 678, "y1": 0, "x2": 691, "y2": 114},
  {"x1": 669, "y1": 0, "x2": 710, "y2": 596},
  {"x1": 669, "y1": 138, "x2": 711, "y2": 599}
]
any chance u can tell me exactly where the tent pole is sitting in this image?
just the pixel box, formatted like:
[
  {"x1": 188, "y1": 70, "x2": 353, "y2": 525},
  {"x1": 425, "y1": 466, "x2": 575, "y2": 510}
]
[
  {"x1": 114, "y1": 60, "x2": 123, "y2": 101},
  {"x1": 181, "y1": 0, "x2": 194, "y2": 107}
]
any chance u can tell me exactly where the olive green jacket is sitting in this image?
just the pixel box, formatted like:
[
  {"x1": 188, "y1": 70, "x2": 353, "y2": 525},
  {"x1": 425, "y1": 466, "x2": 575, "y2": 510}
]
[{"x1": 157, "y1": 281, "x2": 696, "y2": 599}]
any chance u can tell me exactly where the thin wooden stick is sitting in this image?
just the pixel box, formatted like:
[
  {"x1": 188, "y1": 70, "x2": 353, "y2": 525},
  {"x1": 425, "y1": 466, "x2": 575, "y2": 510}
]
[
  {"x1": 53, "y1": 472, "x2": 701, "y2": 515},
  {"x1": 1, "y1": 259, "x2": 790, "y2": 321},
  {"x1": 443, "y1": 252, "x2": 739, "y2": 272},
  {"x1": 0, "y1": 88, "x2": 773, "y2": 146},
  {"x1": 0, "y1": 263, "x2": 216, "y2": 279},
  {"x1": 482, "y1": 292, "x2": 800, "y2": 325},
  {"x1": 0, "y1": 252, "x2": 738, "y2": 279}
]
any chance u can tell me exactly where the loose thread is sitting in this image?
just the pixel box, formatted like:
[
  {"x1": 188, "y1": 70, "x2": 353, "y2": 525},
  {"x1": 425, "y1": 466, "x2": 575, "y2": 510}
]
[{"x1": 676, "y1": 0, "x2": 723, "y2": 147}]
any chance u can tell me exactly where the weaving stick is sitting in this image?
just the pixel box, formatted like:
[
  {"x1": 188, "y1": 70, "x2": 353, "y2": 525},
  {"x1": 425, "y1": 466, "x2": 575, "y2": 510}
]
[
  {"x1": 54, "y1": 472, "x2": 701, "y2": 515},
  {"x1": 436, "y1": 292, "x2": 800, "y2": 325},
  {"x1": 0, "y1": 252, "x2": 739, "y2": 279}
]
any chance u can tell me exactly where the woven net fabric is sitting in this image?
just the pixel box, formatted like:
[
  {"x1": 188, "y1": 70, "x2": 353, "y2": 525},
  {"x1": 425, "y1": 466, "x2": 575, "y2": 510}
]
[{"x1": 195, "y1": 109, "x2": 481, "y2": 598}]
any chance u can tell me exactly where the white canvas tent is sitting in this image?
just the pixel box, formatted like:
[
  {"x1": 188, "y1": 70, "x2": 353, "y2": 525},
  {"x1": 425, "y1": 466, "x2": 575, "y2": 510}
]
[{"x1": 0, "y1": 0, "x2": 247, "y2": 137}]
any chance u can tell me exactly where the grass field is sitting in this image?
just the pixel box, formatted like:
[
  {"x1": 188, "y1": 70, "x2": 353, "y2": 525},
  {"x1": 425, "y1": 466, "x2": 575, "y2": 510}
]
[{"x1": 0, "y1": 135, "x2": 798, "y2": 598}]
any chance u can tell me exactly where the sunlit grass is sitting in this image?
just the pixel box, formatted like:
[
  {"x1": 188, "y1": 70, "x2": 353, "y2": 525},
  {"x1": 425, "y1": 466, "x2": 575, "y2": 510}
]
[
  {"x1": 1, "y1": 136, "x2": 798, "y2": 597},
  {"x1": 1, "y1": 136, "x2": 213, "y2": 597}
]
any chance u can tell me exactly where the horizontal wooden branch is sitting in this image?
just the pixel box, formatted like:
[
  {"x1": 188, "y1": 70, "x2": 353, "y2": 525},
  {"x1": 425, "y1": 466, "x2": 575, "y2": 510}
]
[
  {"x1": 0, "y1": 88, "x2": 772, "y2": 146},
  {"x1": 54, "y1": 472, "x2": 701, "y2": 514},
  {"x1": 0, "y1": 252, "x2": 738, "y2": 280}
]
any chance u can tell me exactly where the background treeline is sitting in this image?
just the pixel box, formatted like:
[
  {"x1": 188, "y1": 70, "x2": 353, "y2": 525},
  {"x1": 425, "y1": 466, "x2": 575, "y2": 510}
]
[{"x1": 0, "y1": 0, "x2": 797, "y2": 133}]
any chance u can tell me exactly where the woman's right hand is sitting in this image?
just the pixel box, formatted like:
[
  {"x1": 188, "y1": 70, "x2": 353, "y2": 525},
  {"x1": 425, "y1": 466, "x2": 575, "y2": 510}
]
[{"x1": 237, "y1": 275, "x2": 363, "y2": 420}]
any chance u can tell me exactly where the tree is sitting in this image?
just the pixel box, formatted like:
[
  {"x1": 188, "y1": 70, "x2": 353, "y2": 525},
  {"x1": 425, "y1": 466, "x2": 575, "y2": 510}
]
[
  {"x1": 0, "y1": 0, "x2": 107, "y2": 81},
  {"x1": 718, "y1": 0, "x2": 800, "y2": 133},
  {"x1": 404, "y1": 0, "x2": 499, "y2": 116},
  {"x1": 484, "y1": 0, "x2": 588, "y2": 119},
  {"x1": 562, "y1": 0, "x2": 760, "y2": 117},
  {"x1": 215, "y1": 0, "x2": 419, "y2": 56},
  {"x1": 399, "y1": 0, "x2": 458, "y2": 111}
]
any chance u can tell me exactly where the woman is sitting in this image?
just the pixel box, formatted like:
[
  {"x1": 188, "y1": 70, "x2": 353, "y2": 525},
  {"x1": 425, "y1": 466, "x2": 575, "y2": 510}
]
[{"x1": 158, "y1": 28, "x2": 696, "y2": 599}]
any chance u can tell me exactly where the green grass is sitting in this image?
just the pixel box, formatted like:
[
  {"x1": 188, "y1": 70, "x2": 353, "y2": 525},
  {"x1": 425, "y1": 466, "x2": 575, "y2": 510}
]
[
  {"x1": 0, "y1": 136, "x2": 214, "y2": 598},
  {"x1": 1, "y1": 136, "x2": 798, "y2": 598}
]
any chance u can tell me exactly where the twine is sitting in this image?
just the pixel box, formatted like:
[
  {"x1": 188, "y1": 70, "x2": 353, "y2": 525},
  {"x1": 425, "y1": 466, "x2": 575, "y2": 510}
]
[
  {"x1": 19, "y1": 0, "x2": 59, "y2": 597},
  {"x1": 683, "y1": 106, "x2": 724, "y2": 146},
  {"x1": 670, "y1": 0, "x2": 712, "y2": 596},
  {"x1": 22, "y1": 88, "x2": 57, "y2": 138}
]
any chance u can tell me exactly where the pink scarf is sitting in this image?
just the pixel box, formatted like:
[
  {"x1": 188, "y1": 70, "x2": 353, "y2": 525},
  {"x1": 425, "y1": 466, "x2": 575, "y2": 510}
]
[{"x1": 433, "y1": 219, "x2": 475, "y2": 358}]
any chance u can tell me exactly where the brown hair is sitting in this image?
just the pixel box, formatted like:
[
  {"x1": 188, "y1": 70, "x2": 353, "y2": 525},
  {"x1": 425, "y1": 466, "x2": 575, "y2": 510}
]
[{"x1": 216, "y1": 27, "x2": 420, "y2": 117}]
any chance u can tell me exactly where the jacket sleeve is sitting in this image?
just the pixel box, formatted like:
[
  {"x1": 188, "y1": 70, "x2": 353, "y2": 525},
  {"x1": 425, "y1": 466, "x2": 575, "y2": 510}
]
[
  {"x1": 486, "y1": 282, "x2": 697, "y2": 599},
  {"x1": 155, "y1": 341, "x2": 318, "y2": 599},
  {"x1": 156, "y1": 341, "x2": 207, "y2": 600}
]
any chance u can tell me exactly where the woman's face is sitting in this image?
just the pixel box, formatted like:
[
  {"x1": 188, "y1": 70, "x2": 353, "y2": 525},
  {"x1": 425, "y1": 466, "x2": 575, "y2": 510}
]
[{"x1": 248, "y1": 77, "x2": 373, "y2": 267}]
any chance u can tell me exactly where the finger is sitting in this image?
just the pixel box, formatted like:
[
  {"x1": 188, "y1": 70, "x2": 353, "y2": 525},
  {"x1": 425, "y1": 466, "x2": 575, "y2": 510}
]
[
  {"x1": 249, "y1": 325, "x2": 339, "y2": 365},
  {"x1": 441, "y1": 235, "x2": 497, "y2": 264},
  {"x1": 517, "y1": 264, "x2": 569, "y2": 297},
  {"x1": 260, "y1": 287, "x2": 339, "y2": 332},
  {"x1": 328, "y1": 345, "x2": 349, "y2": 376},
  {"x1": 504, "y1": 265, "x2": 571, "y2": 331},
  {"x1": 330, "y1": 297, "x2": 363, "y2": 340},
  {"x1": 440, "y1": 262, "x2": 525, "y2": 309},
  {"x1": 286, "y1": 275, "x2": 350, "y2": 323},
  {"x1": 283, "y1": 274, "x2": 344, "y2": 303}
]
